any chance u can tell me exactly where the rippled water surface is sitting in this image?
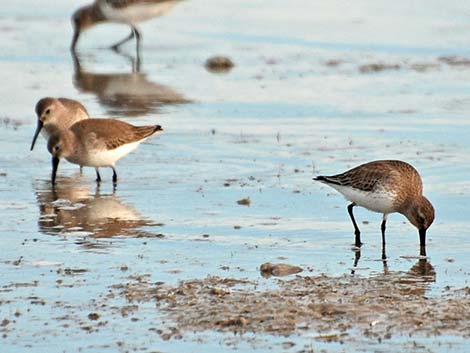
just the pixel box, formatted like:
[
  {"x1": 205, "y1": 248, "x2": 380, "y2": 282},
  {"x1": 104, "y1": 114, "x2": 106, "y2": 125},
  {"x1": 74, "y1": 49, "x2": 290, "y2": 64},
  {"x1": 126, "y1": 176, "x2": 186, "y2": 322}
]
[{"x1": 1, "y1": 1, "x2": 469, "y2": 352}]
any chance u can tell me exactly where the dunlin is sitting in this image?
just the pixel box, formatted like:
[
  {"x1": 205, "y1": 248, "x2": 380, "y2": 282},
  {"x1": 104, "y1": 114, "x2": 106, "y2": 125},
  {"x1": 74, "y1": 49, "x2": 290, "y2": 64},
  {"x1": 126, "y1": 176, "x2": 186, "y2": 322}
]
[
  {"x1": 314, "y1": 160, "x2": 434, "y2": 253},
  {"x1": 31, "y1": 97, "x2": 89, "y2": 151},
  {"x1": 71, "y1": 0, "x2": 183, "y2": 53},
  {"x1": 47, "y1": 119, "x2": 163, "y2": 184}
]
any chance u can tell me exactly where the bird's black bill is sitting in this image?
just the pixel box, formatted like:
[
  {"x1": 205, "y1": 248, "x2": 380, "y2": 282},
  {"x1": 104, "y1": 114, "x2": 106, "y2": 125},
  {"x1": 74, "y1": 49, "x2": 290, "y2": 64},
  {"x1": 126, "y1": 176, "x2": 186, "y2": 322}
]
[
  {"x1": 419, "y1": 228, "x2": 426, "y2": 248},
  {"x1": 30, "y1": 120, "x2": 43, "y2": 151},
  {"x1": 51, "y1": 156, "x2": 60, "y2": 184},
  {"x1": 419, "y1": 228, "x2": 427, "y2": 257}
]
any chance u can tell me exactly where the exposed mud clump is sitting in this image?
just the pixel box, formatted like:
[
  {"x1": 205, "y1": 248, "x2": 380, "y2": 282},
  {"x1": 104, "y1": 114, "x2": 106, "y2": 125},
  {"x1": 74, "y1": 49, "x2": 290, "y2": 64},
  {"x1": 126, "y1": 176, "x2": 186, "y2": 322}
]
[
  {"x1": 439, "y1": 56, "x2": 470, "y2": 67},
  {"x1": 359, "y1": 63, "x2": 401, "y2": 73},
  {"x1": 260, "y1": 262, "x2": 303, "y2": 277},
  {"x1": 324, "y1": 59, "x2": 343, "y2": 67},
  {"x1": 117, "y1": 270, "x2": 470, "y2": 343},
  {"x1": 205, "y1": 56, "x2": 235, "y2": 73},
  {"x1": 236, "y1": 197, "x2": 251, "y2": 206}
]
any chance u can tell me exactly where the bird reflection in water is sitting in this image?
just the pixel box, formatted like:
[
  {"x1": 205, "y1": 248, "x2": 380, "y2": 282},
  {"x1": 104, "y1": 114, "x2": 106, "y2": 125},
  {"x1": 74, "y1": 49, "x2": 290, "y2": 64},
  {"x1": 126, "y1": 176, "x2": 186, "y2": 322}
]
[
  {"x1": 35, "y1": 175, "x2": 162, "y2": 242},
  {"x1": 350, "y1": 246, "x2": 435, "y2": 296},
  {"x1": 71, "y1": 52, "x2": 190, "y2": 118}
]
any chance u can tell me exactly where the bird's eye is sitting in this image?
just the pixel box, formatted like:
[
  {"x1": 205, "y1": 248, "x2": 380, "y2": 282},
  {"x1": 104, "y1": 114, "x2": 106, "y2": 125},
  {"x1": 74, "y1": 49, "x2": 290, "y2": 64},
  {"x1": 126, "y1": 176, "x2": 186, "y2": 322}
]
[
  {"x1": 54, "y1": 146, "x2": 60, "y2": 152},
  {"x1": 45, "y1": 109, "x2": 51, "y2": 115}
]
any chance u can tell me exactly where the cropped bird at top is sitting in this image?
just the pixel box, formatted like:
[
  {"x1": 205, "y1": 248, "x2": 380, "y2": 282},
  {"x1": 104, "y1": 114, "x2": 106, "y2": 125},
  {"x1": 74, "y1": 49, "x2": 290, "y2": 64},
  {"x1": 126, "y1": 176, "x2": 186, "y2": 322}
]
[
  {"x1": 47, "y1": 118, "x2": 163, "y2": 185},
  {"x1": 314, "y1": 160, "x2": 435, "y2": 256},
  {"x1": 31, "y1": 97, "x2": 89, "y2": 151},
  {"x1": 71, "y1": 0, "x2": 184, "y2": 53}
]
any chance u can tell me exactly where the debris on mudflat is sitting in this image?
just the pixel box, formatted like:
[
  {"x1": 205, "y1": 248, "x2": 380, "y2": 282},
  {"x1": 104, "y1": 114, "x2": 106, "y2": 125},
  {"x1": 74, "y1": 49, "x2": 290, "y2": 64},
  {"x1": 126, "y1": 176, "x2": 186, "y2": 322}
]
[
  {"x1": 438, "y1": 56, "x2": 470, "y2": 67},
  {"x1": 205, "y1": 56, "x2": 235, "y2": 73},
  {"x1": 260, "y1": 262, "x2": 303, "y2": 277},
  {"x1": 236, "y1": 197, "x2": 251, "y2": 206},
  {"x1": 359, "y1": 63, "x2": 400, "y2": 73}
]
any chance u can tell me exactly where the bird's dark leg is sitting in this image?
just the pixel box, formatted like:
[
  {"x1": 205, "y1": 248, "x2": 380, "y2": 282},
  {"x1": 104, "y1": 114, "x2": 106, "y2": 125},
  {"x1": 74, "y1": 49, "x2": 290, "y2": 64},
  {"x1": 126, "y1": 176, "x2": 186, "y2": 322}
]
[
  {"x1": 95, "y1": 168, "x2": 102, "y2": 183},
  {"x1": 110, "y1": 30, "x2": 135, "y2": 51},
  {"x1": 381, "y1": 216, "x2": 387, "y2": 246},
  {"x1": 347, "y1": 203, "x2": 362, "y2": 247},
  {"x1": 112, "y1": 167, "x2": 117, "y2": 184},
  {"x1": 79, "y1": 165, "x2": 83, "y2": 175},
  {"x1": 381, "y1": 215, "x2": 387, "y2": 260}
]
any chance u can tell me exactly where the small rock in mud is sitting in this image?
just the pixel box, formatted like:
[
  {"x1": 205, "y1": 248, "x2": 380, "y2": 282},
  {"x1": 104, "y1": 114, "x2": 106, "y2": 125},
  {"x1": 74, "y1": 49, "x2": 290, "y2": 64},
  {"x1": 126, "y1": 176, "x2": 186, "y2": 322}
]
[
  {"x1": 359, "y1": 63, "x2": 400, "y2": 73},
  {"x1": 236, "y1": 197, "x2": 251, "y2": 206},
  {"x1": 88, "y1": 313, "x2": 100, "y2": 321},
  {"x1": 260, "y1": 262, "x2": 303, "y2": 277},
  {"x1": 210, "y1": 287, "x2": 230, "y2": 296},
  {"x1": 324, "y1": 59, "x2": 343, "y2": 67},
  {"x1": 281, "y1": 341, "x2": 296, "y2": 349},
  {"x1": 57, "y1": 268, "x2": 88, "y2": 275},
  {"x1": 205, "y1": 56, "x2": 234, "y2": 73},
  {"x1": 216, "y1": 316, "x2": 249, "y2": 328}
]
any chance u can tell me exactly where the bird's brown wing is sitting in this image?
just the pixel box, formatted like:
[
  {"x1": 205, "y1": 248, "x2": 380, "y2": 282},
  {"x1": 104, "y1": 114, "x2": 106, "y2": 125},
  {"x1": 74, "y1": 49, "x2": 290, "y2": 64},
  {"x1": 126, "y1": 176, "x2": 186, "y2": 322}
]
[
  {"x1": 105, "y1": 0, "x2": 182, "y2": 9},
  {"x1": 71, "y1": 119, "x2": 160, "y2": 151},
  {"x1": 316, "y1": 160, "x2": 410, "y2": 192}
]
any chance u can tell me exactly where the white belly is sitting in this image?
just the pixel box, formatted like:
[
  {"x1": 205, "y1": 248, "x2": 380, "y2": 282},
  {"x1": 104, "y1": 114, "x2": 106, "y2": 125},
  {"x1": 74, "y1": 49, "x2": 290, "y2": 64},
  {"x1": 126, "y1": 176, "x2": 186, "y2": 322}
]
[
  {"x1": 329, "y1": 184, "x2": 397, "y2": 214},
  {"x1": 68, "y1": 140, "x2": 142, "y2": 167},
  {"x1": 99, "y1": 1, "x2": 179, "y2": 23}
]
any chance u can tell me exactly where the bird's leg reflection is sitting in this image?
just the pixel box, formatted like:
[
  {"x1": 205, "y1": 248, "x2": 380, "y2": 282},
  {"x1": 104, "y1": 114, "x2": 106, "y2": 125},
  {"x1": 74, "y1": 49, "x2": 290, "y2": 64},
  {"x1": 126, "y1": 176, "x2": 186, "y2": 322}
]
[
  {"x1": 110, "y1": 30, "x2": 135, "y2": 52},
  {"x1": 109, "y1": 45, "x2": 141, "y2": 73},
  {"x1": 351, "y1": 245, "x2": 389, "y2": 275},
  {"x1": 132, "y1": 26, "x2": 142, "y2": 64},
  {"x1": 408, "y1": 257, "x2": 435, "y2": 281},
  {"x1": 420, "y1": 245, "x2": 427, "y2": 257},
  {"x1": 351, "y1": 248, "x2": 361, "y2": 275},
  {"x1": 381, "y1": 244, "x2": 389, "y2": 274}
]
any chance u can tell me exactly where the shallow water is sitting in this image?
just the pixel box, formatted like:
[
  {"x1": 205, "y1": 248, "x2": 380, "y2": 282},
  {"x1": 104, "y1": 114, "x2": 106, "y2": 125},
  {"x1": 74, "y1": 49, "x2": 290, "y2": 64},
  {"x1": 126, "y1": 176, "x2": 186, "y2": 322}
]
[{"x1": 1, "y1": 0, "x2": 469, "y2": 352}]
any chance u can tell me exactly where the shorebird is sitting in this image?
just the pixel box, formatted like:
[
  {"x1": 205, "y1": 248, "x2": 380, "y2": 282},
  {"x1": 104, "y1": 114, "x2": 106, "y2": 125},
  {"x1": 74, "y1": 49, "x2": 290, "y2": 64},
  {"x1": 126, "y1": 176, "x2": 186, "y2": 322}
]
[
  {"x1": 31, "y1": 97, "x2": 89, "y2": 151},
  {"x1": 314, "y1": 160, "x2": 435, "y2": 254},
  {"x1": 47, "y1": 118, "x2": 163, "y2": 184},
  {"x1": 70, "y1": 0, "x2": 183, "y2": 53}
]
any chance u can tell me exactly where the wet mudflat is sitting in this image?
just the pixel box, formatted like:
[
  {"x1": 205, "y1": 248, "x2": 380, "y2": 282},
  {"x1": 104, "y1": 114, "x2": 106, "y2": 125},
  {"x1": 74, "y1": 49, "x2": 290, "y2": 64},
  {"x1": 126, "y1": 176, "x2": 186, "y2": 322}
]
[{"x1": 1, "y1": 0, "x2": 470, "y2": 352}]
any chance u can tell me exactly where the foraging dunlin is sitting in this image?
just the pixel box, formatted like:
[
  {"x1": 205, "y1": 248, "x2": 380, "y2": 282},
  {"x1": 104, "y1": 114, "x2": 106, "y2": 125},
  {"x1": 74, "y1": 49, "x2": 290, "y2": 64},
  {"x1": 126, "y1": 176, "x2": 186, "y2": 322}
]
[
  {"x1": 71, "y1": 0, "x2": 183, "y2": 52},
  {"x1": 47, "y1": 119, "x2": 163, "y2": 184},
  {"x1": 31, "y1": 97, "x2": 89, "y2": 151},
  {"x1": 314, "y1": 160, "x2": 434, "y2": 252}
]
